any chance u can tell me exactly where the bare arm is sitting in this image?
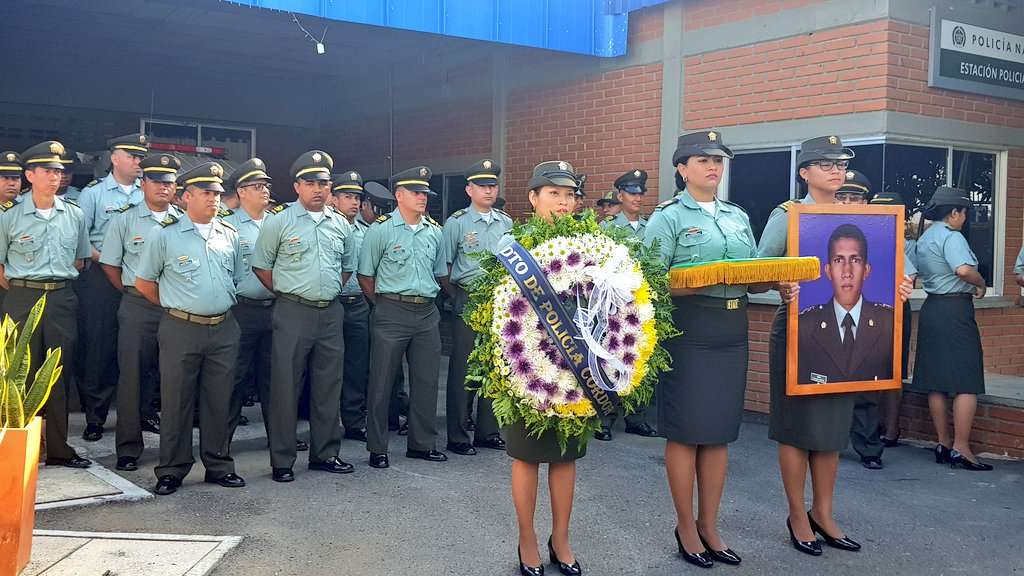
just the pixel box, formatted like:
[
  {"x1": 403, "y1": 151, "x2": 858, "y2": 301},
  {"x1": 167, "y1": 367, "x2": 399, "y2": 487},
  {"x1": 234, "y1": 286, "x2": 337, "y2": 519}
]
[
  {"x1": 0, "y1": 265, "x2": 8, "y2": 290},
  {"x1": 101, "y1": 263, "x2": 124, "y2": 292},
  {"x1": 358, "y1": 274, "x2": 376, "y2": 304},
  {"x1": 134, "y1": 277, "x2": 161, "y2": 307},
  {"x1": 253, "y1": 268, "x2": 274, "y2": 293},
  {"x1": 955, "y1": 264, "x2": 986, "y2": 298}
]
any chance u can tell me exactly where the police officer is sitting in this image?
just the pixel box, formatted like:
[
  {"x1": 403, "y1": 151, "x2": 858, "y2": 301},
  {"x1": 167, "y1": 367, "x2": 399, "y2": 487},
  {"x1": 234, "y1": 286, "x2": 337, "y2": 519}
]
[
  {"x1": 100, "y1": 153, "x2": 184, "y2": 472},
  {"x1": 77, "y1": 133, "x2": 148, "y2": 441},
  {"x1": 59, "y1": 148, "x2": 81, "y2": 201},
  {"x1": 0, "y1": 141, "x2": 92, "y2": 468},
  {"x1": 358, "y1": 165, "x2": 448, "y2": 469},
  {"x1": 442, "y1": 159, "x2": 510, "y2": 456},
  {"x1": 252, "y1": 150, "x2": 356, "y2": 483},
  {"x1": 330, "y1": 170, "x2": 372, "y2": 442},
  {"x1": 595, "y1": 189, "x2": 621, "y2": 220},
  {"x1": 1014, "y1": 245, "x2": 1024, "y2": 288},
  {"x1": 598, "y1": 168, "x2": 657, "y2": 440},
  {"x1": 0, "y1": 151, "x2": 21, "y2": 205},
  {"x1": 135, "y1": 161, "x2": 246, "y2": 495},
  {"x1": 221, "y1": 158, "x2": 277, "y2": 442}
]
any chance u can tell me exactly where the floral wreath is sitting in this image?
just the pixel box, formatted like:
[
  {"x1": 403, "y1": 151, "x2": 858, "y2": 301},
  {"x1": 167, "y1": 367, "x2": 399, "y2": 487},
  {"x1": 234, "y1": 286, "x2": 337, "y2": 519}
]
[{"x1": 464, "y1": 213, "x2": 676, "y2": 450}]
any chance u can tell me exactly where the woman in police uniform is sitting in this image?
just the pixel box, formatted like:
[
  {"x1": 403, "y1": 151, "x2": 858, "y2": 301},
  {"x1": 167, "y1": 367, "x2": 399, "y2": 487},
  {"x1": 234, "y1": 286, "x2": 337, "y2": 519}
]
[
  {"x1": 645, "y1": 130, "x2": 758, "y2": 568},
  {"x1": 909, "y1": 186, "x2": 992, "y2": 471},
  {"x1": 506, "y1": 161, "x2": 585, "y2": 576}
]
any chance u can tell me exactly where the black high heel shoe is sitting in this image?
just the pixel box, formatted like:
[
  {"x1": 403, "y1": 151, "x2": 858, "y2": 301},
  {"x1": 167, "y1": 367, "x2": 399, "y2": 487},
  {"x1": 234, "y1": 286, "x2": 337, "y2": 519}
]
[
  {"x1": 880, "y1": 432, "x2": 901, "y2": 448},
  {"x1": 949, "y1": 449, "x2": 994, "y2": 471},
  {"x1": 697, "y1": 531, "x2": 741, "y2": 565},
  {"x1": 518, "y1": 545, "x2": 544, "y2": 576},
  {"x1": 786, "y1": 518, "x2": 822, "y2": 556},
  {"x1": 934, "y1": 444, "x2": 952, "y2": 464},
  {"x1": 547, "y1": 537, "x2": 582, "y2": 575},
  {"x1": 807, "y1": 512, "x2": 861, "y2": 552},
  {"x1": 674, "y1": 527, "x2": 713, "y2": 568}
]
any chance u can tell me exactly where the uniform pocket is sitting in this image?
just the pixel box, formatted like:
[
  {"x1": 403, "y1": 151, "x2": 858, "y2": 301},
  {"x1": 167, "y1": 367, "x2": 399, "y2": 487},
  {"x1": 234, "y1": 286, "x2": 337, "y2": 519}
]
[
  {"x1": 173, "y1": 256, "x2": 201, "y2": 283},
  {"x1": 11, "y1": 237, "x2": 40, "y2": 263},
  {"x1": 675, "y1": 230, "x2": 710, "y2": 263}
]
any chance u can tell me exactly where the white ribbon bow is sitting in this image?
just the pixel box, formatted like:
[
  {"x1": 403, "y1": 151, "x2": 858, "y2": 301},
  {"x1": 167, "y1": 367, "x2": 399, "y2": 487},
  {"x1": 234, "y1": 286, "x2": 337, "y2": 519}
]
[{"x1": 574, "y1": 247, "x2": 640, "y2": 392}]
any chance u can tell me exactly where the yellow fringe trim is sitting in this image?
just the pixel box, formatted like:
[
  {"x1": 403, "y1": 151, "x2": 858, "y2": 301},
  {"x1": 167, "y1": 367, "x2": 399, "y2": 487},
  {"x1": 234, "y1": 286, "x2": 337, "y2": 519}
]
[{"x1": 669, "y1": 257, "x2": 820, "y2": 289}]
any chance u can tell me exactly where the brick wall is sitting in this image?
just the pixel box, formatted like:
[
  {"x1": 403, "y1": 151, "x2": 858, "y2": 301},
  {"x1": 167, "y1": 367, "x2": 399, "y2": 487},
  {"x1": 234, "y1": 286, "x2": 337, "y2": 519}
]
[
  {"x1": 504, "y1": 64, "x2": 663, "y2": 217},
  {"x1": 628, "y1": 3, "x2": 664, "y2": 43},
  {"x1": 683, "y1": 0, "x2": 827, "y2": 31}
]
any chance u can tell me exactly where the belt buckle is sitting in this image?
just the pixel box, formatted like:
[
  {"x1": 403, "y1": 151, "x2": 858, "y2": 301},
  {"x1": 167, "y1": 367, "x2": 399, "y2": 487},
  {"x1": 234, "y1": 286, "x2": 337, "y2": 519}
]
[{"x1": 726, "y1": 298, "x2": 739, "y2": 310}]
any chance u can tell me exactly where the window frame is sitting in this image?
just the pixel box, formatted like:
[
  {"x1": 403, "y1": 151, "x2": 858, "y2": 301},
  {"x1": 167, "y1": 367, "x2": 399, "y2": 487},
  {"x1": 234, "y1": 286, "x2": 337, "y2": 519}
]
[{"x1": 139, "y1": 118, "x2": 257, "y2": 158}]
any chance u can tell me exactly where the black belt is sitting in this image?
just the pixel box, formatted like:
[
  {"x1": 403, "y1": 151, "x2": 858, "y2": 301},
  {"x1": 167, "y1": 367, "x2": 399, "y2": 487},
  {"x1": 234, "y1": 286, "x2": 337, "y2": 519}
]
[
  {"x1": 927, "y1": 292, "x2": 973, "y2": 299},
  {"x1": 379, "y1": 293, "x2": 432, "y2": 304},
  {"x1": 10, "y1": 279, "x2": 68, "y2": 291},
  {"x1": 277, "y1": 292, "x2": 333, "y2": 309},
  {"x1": 338, "y1": 295, "x2": 364, "y2": 305},
  {"x1": 167, "y1": 308, "x2": 227, "y2": 326},
  {"x1": 237, "y1": 295, "x2": 275, "y2": 307}
]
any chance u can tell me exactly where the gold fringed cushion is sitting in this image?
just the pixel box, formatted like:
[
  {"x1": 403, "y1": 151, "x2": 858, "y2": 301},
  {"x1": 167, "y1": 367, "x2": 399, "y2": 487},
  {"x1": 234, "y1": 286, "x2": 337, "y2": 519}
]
[{"x1": 669, "y1": 257, "x2": 820, "y2": 289}]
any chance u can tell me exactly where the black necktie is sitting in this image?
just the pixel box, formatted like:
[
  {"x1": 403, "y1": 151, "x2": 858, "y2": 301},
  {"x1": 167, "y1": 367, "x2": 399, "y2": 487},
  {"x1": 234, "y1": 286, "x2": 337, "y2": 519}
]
[{"x1": 842, "y1": 312, "x2": 855, "y2": 367}]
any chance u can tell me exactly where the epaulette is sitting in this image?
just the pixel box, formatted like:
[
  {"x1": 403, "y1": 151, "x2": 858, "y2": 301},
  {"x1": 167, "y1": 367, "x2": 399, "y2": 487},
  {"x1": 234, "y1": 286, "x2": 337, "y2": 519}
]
[
  {"x1": 495, "y1": 208, "x2": 511, "y2": 219},
  {"x1": 116, "y1": 203, "x2": 135, "y2": 213},
  {"x1": 777, "y1": 200, "x2": 796, "y2": 212},
  {"x1": 159, "y1": 214, "x2": 179, "y2": 228},
  {"x1": 450, "y1": 208, "x2": 467, "y2": 219},
  {"x1": 426, "y1": 216, "x2": 441, "y2": 228},
  {"x1": 654, "y1": 197, "x2": 678, "y2": 212},
  {"x1": 268, "y1": 203, "x2": 288, "y2": 215},
  {"x1": 62, "y1": 198, "x2": 79, "y2": 208},
  {"x1": 219, "y1": 219, "x2": 237, "y2": 232},
  {"x1": 217, "y1": 208, "x2": 234, "y2": 218},
  {"x1": 721, "y1": 199, "x2": 747, "y2": 214},
  {"x1": 84, "y1": 179, "x2": 99, "y2": 189},
  {"x1": 375, "y1": 214, "x2": 392, "y2": 224},
  {"x1": 871, "y1": 302, "x2": 893, "y2": 310},
  {"x1": 603, "y1": 215, "x2": 615, "y2": 222},
  {"x1": 799, "y1": 304, "x2": 824, "y2": 315},
  {"x1": 0, "y1": 200, "x2": 14, "y2": 212}
]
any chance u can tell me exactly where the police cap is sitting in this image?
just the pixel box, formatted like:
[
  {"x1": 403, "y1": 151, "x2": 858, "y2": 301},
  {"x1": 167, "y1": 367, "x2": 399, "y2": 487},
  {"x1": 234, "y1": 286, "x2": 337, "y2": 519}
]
[
  {"x1": 528, "y1": 160, "x2": 579, "y2": 192},
  {"x1": 290, "y1": 150, "x2": 333, "y2": 181},
  {"x1": 140, "y1": 154, "x2": 181, "y2": 183},
  {"x1": 391, "y1": 166, "x2": 435, "y2": 196},
  {"x1": 177, "y1": 162, "x2": 225, "y2": 193},
  {"x1": 922, "y1": 186, "x2": 971, "y2": 220},
  {"x1": 838, "y1": 169, "x2": 871, "y2": 197},
  {"x1": 596, "y1": 189, "x2": 621, "y2": 207},
  {"x1": 0, "y1": 151, "x2": 22, "y2": 175},
  {"x1": 796, "y1": 135, "x2": 855, "y2": 167},
  {"x1": 614, "y1": 169, "x2": 648, "y2": 195},
  {"x1": 672, "y1": 130, "x2": 734, "y2": 166},
  {"x1": 107, "y1": 133, "x2": 149, "y2": 157},
  {"x1": 22, "y1": 141, "x2": 66, "y2": 170},
  {"x1": 332, "y1": 170, "x2": 365, "y2": 196},
  {"x1": 227, "y1": 158, "x2": 272, "y2": 191},
  {"x1": 465, "y1": 159, "x2": 500, "y2": 186}
]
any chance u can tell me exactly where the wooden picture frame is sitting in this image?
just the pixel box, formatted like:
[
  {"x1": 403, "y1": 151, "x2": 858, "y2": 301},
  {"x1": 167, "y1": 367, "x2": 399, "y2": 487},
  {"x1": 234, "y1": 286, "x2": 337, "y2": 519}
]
[{"x1": 786, "y1": 204, "x2": 905, "y2": 396}]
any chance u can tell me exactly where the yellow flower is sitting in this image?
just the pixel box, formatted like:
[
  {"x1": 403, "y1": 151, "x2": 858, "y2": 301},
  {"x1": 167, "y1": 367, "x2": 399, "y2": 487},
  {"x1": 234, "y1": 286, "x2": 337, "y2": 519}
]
[
  {"x1": 634, "y1": 281, "x2": 651, "y2": 307},
  {"x1": 554, "y1": 399, "x2": 597, "y2": 418}
]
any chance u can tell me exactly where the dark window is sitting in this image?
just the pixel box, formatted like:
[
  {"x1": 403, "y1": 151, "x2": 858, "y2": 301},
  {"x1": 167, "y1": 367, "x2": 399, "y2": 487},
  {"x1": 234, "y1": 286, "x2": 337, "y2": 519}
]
[
  {"x1": 728, "y1": 150, "x2": 792, "y2": 242},
  {"x1": 847, "y1": 144, "x2": 883, "y2": 198},
  {"x1": 427, "y1": 174, "x2": 445, "y2": 223},
  {"x1": 953, "y1": 150, "x2": 996, "y2": 285},
  {"x1": 882, "y1": 144, "x2": 947, "y2": 214},
  {"x1": 445, "y1": 175, "x2": 469, "y2": 219},
  {"x1": 144, "y1": 121, "x2": 198, "y2": 147}
]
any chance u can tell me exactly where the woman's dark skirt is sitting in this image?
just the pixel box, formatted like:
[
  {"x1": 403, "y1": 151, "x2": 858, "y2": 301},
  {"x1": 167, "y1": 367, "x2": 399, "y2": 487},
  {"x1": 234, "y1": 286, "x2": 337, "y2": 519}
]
[
  {"x1": 909, "y1": 293, "x2": 985, "y2": 395},
  {"x1": 658, "y1": 295, "x2": 749, "y2": 445},
  {"x1": 503, "y1": 421, "x2": 586, "y2": 464},
  {"x1": 769, "y1": 305, "x2": 856, "y2": 452}
]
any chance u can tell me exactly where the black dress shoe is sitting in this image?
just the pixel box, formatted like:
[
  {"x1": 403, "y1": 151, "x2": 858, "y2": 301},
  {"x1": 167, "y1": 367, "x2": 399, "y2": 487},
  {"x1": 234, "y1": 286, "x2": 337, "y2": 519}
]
[
  {"x1": 475, "y1": 436, "x2": 506, "y2": 451},
  {"x1": 786, "y1": 518, "x2": 822, "y2": 556},
  {"x1": 518, "y1": 545, "x2": 544, "y2": 576},
  {"x1": 344, "y1": 429, "x2": 368, "y2": 442},
  {"x1": 861, "y1": 456, "x2": 883, "y2": 470},
  {"x1": 593, "y1": 426, "x2": 612, "y2": 441},
  {"x1": 141, "y1": 417, "x2": 161, "y2": 434},
  {"x1": 949, "y1": 450, "x2": 994, "y2": 471},
  {"x1": 880, "y1": 433, "x2": 900, "y2": 448},
  {"x1": 115, "y1": 456, "x2": 138, "y2": 471},
  {"x1": 697, "y1": 531, "x2": 741, "y2": 566},
  {"x1": 45, "y1": 456, "x2": 92, "y2": 469},
  {"x1": 807, "y1": 512, "x2": 861, "y2": 551},
  {"x1": 934, "y1": 444, "x2": 952, "y2": 464},
  {"x1": 674, "y1": 527, "x2": 713, "y2": 568},
  {"x1": 81, "y1": 424, "x2": 103, "y2": 442},
  {"x1": 205, "y1": 472, "x2": 246, "y2": 488},
  {"x1": 238, "y1": 415, "x2": 249, "y2": 426},
  {"x1": 624, "y1": 422, "x2": 658, "y2": 437},
  {"x1": 447, "y1": 442, "x2": 477, "y2": 456},
  {"x1": 154, "y1": 475, "x2": 181, "y2": 495},
  {"x1": 397, "y1": 422, "x2": 409, "y2": 436},
  {"x1": 406, "y1": 449, "x2": 448, "y2": 462},
  {"x1": 369, "y1": 453, "x2": 390, "y2": 469},
  {"x1": 547, "y1": 537, "x2": 582, "y2": 575},
  {"x1": 296, "y1": 440, "x2": 309, "y2": 452},
  {"x1": 309, "y1": 456, "x2": 355, "y2": 474},
  {"x1": 272, "y1": 468, "x2": 295, "y2": 483}
]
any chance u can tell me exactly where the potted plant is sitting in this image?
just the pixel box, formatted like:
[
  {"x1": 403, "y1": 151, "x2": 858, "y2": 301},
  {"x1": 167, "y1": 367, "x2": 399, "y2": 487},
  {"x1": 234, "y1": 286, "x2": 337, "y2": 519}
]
[{"x1": 0, "y1": 295, "x2": 63, "y2": 576}]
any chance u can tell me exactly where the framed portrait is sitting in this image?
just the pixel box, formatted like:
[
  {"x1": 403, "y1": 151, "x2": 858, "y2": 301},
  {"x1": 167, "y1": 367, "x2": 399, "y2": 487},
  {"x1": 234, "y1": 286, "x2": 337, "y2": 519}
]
[{"x1": 786, "y1": 205, "x2": 905, "y2": 396}]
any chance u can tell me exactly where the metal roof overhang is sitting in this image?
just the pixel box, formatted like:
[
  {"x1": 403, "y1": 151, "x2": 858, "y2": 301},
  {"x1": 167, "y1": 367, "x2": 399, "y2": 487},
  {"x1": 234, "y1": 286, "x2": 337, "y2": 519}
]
[{"x1": 223, "y1": 0, "x2": 670, "y2": 57}]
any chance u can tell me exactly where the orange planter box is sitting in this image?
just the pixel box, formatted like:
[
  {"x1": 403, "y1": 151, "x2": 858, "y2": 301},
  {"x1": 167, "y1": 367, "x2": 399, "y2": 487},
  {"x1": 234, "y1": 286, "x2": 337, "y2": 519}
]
[{"x1": 0, "y1": 417, "x2": 42, "y2": 576}]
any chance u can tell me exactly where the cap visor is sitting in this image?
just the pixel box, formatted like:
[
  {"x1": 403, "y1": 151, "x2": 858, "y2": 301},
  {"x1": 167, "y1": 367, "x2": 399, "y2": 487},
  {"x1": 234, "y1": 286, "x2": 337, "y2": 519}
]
[
  {"x1": 299, "y1": 172, "x2": 331, "y2": 181},
  {"x1": 821, "y1": 148, "x2": 856, "y2": 160},
  {"x1": 191, "y1": 182, "x2": 225, "y2": 192},
  {"x1": 699, "y1": 144, "x2": 735, "y2": 158},
  {"x1": 619, "y1": 185, "x2": 645, "y2": 194},
  {"x1": 145, "y1": 173, "x2": 176, "y2": 183},
  {"x1": 32, "y1": 161, "x2": 65, "y2": 170},
  {"x1": 470, "y1": 177, "x2": 498, "y2": 186},
  {"x1": 547, "y1": 176, "x2": 578, "y2": 189}
]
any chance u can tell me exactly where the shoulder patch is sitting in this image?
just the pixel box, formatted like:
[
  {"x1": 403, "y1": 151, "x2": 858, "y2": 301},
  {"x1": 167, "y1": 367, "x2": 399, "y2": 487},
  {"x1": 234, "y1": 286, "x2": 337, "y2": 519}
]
[
  {"x1": 654, "y1": 197, "x2": 678, "y2": 212},
  {"x1": 777, "y1": 200, "x2": 796, "y2": 212},
  {"x1": 217, "y1": 208, "x2": 234, "y2": 218},
  {"x1": 84, "y1": 179, "x2": 100, "y2": 189},
  {"x1": 0, "y1": 200, "x2": 14, "y2": 212},
  {"x1": 426, "y1": 216, "x2": 441, "y2": 228},
  {"x1": 375, "y1": 214, "x2": 392, "y2": 224},
  {"x1": 116, "y1": 203, "x2": 135, "y2": 213},
  {"x1": 219, "y1": 219, "x2": 237, "y2": 232},
  {"x1": 450, "y1": 208, "x2": 467, "y2": 219},
  {"x1": 159, "y1": 214, "x2": 179, "y2": 228},
  {"x1": 268, "y1": 203, "x2": 287, "y2": 215}
]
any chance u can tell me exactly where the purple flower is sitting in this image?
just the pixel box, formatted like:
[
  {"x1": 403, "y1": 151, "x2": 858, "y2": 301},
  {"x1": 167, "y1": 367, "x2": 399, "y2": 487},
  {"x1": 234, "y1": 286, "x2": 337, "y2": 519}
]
[
  {"x1": 549, "y1": 259, "x2": 563, "y2": 273},
  {"x1": 509, "y1": 298, "x2": 528, "y2": 318},
  {"x1": 607, "y1": 317, "x2": 621, "y2": 333},
  {"x1": 566, "y1": 252, "x2": 581, "y2": 266},
  {"x1": 565, "y1": 389, "x2": 582, "y2": 402},
  {"x1": 538, "y1": 401, "x2": 551, "y2": 411},
  {"x1": 514, "y1": 359, "x2": 532, "y2": 376},
  {"x1": 527, "y1": 378, "x2": 545, "y2": 393},
  {"x1": 622, "y1": 334, "x2": 636, "y2": 347},
  {"x1": 535, "y1": 320, "x2": 545, "y2": 332},
  {"x1": 508, "y1": 340, "x2": 525, "y2": 359},
  {"x1": 502, "y1": 320, "x2": 522, "y2": 338},
  {"x1": 622, "y1": 352, "x2": 637, "y2": 364},
  {"x1": 584, "y1": 259, "x2": 596, "y2": 267},
  {"x1": 625, "y1": 313, "x2": 640, "y2": 327},
  {"x1": 543, "y1": 381, "x2": 559, "y2": 394}
]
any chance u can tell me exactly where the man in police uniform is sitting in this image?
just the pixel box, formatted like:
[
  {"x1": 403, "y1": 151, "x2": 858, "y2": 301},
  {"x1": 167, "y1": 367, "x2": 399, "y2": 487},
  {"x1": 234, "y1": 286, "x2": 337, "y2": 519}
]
[
  {"x1": 58, "y1": 147, "x2": 81, "y2": 202},
  {"x1": 1014, "y1": 245, "x2": 1024, "y2": 288},
  {"x1": 135, "y1": 161, "x2": 246, "y2": 495},
  {"x1": 77, "y1": 133, "x2": 148, "y2": 441},
  {"x1": 595, "y1": 189, "x2": 621, "y2": 220},
  {"x1": 358, "y1": 165, "x2": 448, "y2": 469},
  {"x1": 253, "y1": 150, "x2": 356, "y2": 482},
  {"x1": 0, "y1": 141, "x2": 92, "y2": 468},
  {"x1": 331, "y1": 170, "x2": 372, "y2": 442},
  {"x1": 100, "y1": 153, "x2": 183, "y2": 471},
  {"x1": 0, "y1": 151, "x2": 21, "y2": 205},
  {"x1": 442, "y1": 159, "x2": 510, "y2": 455}
]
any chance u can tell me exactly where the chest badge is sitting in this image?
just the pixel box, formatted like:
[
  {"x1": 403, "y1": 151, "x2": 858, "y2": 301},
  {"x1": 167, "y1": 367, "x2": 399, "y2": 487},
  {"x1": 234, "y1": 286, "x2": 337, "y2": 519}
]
[{"x1": 463, "y1": 232, "x2": 478, "y2": 248}]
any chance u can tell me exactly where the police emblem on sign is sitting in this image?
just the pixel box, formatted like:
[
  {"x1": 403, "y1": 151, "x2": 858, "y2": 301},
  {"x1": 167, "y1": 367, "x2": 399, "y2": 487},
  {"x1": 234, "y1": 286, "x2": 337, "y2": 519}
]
[{"x1": 952, "y1": 25, "x2": 966, "y2": 48}]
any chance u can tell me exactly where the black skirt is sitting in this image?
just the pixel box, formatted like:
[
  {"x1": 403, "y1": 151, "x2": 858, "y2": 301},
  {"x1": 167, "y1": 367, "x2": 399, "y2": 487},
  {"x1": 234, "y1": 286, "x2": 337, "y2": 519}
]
[
  {"x1": 910, "y1": 293, "x2": 985, "y2": 395},
  {"x1": 658, "y1": 295, "x2": 749, "y2": 445},
  {"x1": 769, "y1": 305, "x2": 856, "y2": 452},
  {"x1": 503, "y1": 421, "x2": 586, "y2": 464}
]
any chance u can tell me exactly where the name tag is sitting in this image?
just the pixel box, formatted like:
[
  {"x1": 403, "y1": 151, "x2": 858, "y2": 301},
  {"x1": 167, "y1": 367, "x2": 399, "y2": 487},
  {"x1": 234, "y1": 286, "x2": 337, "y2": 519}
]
[{"x1": 810, "y1": 373, "x2": 828, "y2": 384}]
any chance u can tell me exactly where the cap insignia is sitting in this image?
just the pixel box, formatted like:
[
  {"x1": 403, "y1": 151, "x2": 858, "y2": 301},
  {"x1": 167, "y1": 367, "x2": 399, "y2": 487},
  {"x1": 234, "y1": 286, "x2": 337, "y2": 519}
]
[
  {"x1": 350, "y1": 172, "x2": 358, "y2": 180},
  {"x1": 139, "y1": 135, "x2": 147, "y2": 144},
  {"x1": 160, "y1": 156, "x2": 170, "y2": 166},
  {"x1": 312, "y1": 152, "x2": 322, "y2": 163},
  {"x1": 253, "y1": 159, "x2": 263, "y2": 168},
  {"x1": 5, "y1": 153, "x2": 14, "y2": 162},
  {"x1": 558, "y1": 161, "x2": 567, "y2": 171},
  {"x1": 49, "y1": 142, "x2": 64, "y2": 155},
  {"x1": 419, "y1": 167, "x2": 428, "y2": 177},
  {"x1": 846, "y1": 171, "x2": 854, "y2": 179},
  {"x1": 483, "y1": 160, "x2": 492, "y2": 169},
  {"x1": 633, "y1": 170, "x2": 641, "y2": 177},
  {"x1": 707, "y1": 131, "x2": 717, "y2": 142},
  {"x1": 828, "y1": 136, "x2": 838, "y2": 145},
  {"x1": 210, "y1": 164, "x2": 223, "y2": 177}
]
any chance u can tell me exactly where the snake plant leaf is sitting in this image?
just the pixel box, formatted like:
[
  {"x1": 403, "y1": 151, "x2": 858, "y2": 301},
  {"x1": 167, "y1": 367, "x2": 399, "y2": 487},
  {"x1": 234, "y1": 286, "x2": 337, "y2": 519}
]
[
  {"x1": 9, "y1": 294, "x2": 45, "y2": 397},
  {"x1": 2, "y1": 375, "x2": 25, "y2": 428},
  {"x1": 22, "y1": 348, "x2": 62, "y2": 424}
]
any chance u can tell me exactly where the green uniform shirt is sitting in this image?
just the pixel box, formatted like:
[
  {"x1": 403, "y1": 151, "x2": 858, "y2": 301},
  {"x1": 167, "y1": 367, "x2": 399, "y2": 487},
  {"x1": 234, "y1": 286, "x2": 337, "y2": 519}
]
[
  {"x1": 99, "y1": 202, "x2": 183, "y2": 287},
  {"x1": 443, "y1": 206, "x2": 512, "y2": 286},
  {"x1": 341, "y1": 215, "x2": 370, "y2": 296},
  {"x1": 358, "y1": 210, "x2": 446, "y2": 298},
  {"x1": 251, "y1": 202, "x2": 355, "y2": 301},
  {"x1": 645, "y1": 189, "x2": 756, "y2": 298},
  {"x1": 136, "y1": 214, "x2": 245, "y2": 315},
  {"x1": 757, "y1": 195, "x2": 815, "y2": 258},
  {"x1": 1014, "y1": 245, "x2": 1024, "y2": 276},
  {"x1": 222, "y1": 208, "x2": 275, "y2": 300},
  {"x1": 0, "y1": 195, "x2": 90, "y2": 280},
  {"x1": 600, "y1": 212, "x2": 647, "y2": 238},
  {"x1": 915, "y1": 223, "x2": 978, "y2": 295},
  {"x1": 62, "y1": 186, "x2": 81, "y2": 203},
  {"x1": 78, "y1": 173, "x2": 143, "y2": 251}
]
